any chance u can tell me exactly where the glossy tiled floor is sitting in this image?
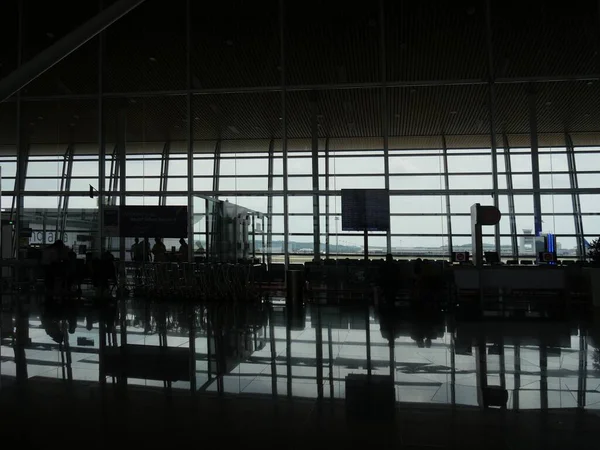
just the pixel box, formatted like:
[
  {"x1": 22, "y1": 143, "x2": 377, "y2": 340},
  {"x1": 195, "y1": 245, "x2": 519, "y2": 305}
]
[{"x1": 2, "y1": 295, "x2": 600, "y2": 412}]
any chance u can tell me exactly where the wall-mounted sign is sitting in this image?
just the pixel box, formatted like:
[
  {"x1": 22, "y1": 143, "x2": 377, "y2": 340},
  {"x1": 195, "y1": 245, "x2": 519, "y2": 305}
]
[
  {"x1": 104, "y1": 206, "x2": 188, "y2": 238},
  {"x1": 341, "y1": 189, "x2": 390, "y2": 232}
]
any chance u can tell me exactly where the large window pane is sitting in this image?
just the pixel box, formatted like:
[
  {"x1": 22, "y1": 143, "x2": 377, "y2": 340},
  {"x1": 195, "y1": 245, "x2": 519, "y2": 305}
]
[
  {"x1": 580, "y1": 195, "x2": 600, "y2": 213},
  {"x1": 511, "y1": 154, "x2": 532, "y2": 172},
  {"x1": 126, "y1": 159, "x2": 160, "y2": 177},
  {"x1": 541, "y1": 215, "x2": 576, "y2": 235},
  {"x1": 390, "y1": 175, "x2": 443, "y2": 190},
  {"x1": 329, "y1": 176, "x2": 384, "y2": 189},
  {"x1": 193, "y1": 158, "x2": 214, "y2": 176},
  {"x1": 221, "y1": 157, "x2": 268, "y2": 176},
  {"x1": 575, "y1": 153, "x2": 600, "y2": 171},
  {"x1": 448, "y1": 175, "x2": 492, "y2": 190},
  {"x1": 392, "y1": 216, "x2": 446, "y2": 235},
  {"x1": 390, "y1": 235, "x2": 448, "y2": 254},
  {"x1": 539, "y1": 151, "x2": 568, "y2": 172},
  {"x1": 219, "y1": 177, "x2": 268, "y2": 191},
  {"x1": 447, "y1": 155, "x2": 491, "y2": 173},
  {"x1": 25, "y1": 179, "x2": 61, "y2": 190},
  {"x1": 72, "y1": 160, "x2": 99, "y2": 177},
  {"x1": 541, "y1": 195, "x2": 573, "y2": 214},
  {"x1": 331, "y1": 156, "x2": 384, "y2": 174},
  {"x1": 449, "y1": 195, "x2": 493, "y2": 214},
  {"x1": 28, "y1": 160, "x2": 63, "y2": 178},
  {"x1": 287, "y1": 157, "x2": 312, "y2": 175},
  {"x1": 391, "y1": 195, "x2": 446, "y2": 214},
  {"x1": 169, "y1": 158, "x2": 188, "y2": 176},
  {"x1": 540, "y1": 174, "x2": 570, "y2": 189},
  {"x1": 389, "y1": 155, "x2": 442, "y2": 174},
  {"x1": 577, "y1": 174, "x2": 600, "y2": 189},
  {"x1": 126, "y1": 177, "x2": 161, "y2": 191}
]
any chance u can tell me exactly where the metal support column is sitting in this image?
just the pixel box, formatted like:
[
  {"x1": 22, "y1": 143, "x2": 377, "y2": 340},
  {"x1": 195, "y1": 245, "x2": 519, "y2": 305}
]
[
  {"x1": 286, "y1": 311, "x2": 292, "y2": 398},
  {"x1": 186, "y1": 0, "x2": 194, "y2": 262},
  {"x1": 310, "y1": 91, "x2": 321, "y2": 260},
  {"x1": 188, "y1": 310, "x2": 196, "y2": 392},
  {"x1": 475, "y1": 338, "x2": 488, "y2": 409},
  {"x1": 365, "y1": 305, "x2": 372, "y2": 376},
  {"x1": 98, "y1": 1, "x2": 106, "y2": 257},
  {"x1": 540, "y1": 344, "x2": 548, "y2": 410},
  {"x1": 328, "y1": 324, "x2": 334, "y2": 398},
  {"x1": 514, "y1": 343, "x2": 521, "y2": 410},
  {"x1": 565, "y1": 133, "x2": 585, "y2": 258},
  {"x1": 268, "y1": 306, "x2": 278, "y2": 397},
  {"x1": 442, "y1": 135, "x2": 453, "y2": 256},
  {"x1": 380, "y1": 0, "x2": 391, "y2": 254},
  {"x1": 315, "y1": 306, "x2": 324, "y2": 399},
  {"x1": 0, "y1": 0, "x2": 147, "y2": 102},
  {"x1": 485, "y1": 0, "x2": 501, "y2": 252},
  {"x1": 324, "y1": 137, "x2": 330, "y2": 258},
  {"x1": 499, "y1": 337, "x2": 506, "y2": 391},
  {"x1": 577, "y1": 326, "x2": 587, "y2": 408},
  {"x1": 117, "y1": 108, "x2": 126, "y2": 263},
  {"x1": 58, "y1": 144, "x2": 75, "y2": 238},
  {"x1": 13, "y1": 1, "x2": 24, "y2": 261},
  {"x1": 107, "y1": 144, "x2": 119, "y2": 205},
  {"x1": 212, "y1": 140, "x2": 221, "y2": 194},
  {"x1": 528, "y1": 86, "x2": 542, "y2": 236},
  {"x1": 266, "y1": 139, "x2": 274, "y2": 266},
  {"x1": 56, "y1": 145, "x2": 70, "y2": 231},
  {"x1": 502, "y1": 133, "x2": 519, "y2": 258},
  {"x1": 279, "y1": 0, "x2": 290, "y2": 268},
  {"x1": 450, "y1": 326, "x2": 456, "y2": 406},
  {"x1": 159, "y1": 141, "x2": 171, "y2": 207}
]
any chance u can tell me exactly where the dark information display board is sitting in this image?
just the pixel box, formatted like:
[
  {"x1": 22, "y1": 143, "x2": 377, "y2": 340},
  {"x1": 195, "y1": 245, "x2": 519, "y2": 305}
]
[
  {"x1": 104, "y1": 206, "x2": 188, "y2": 238},
  {"x1": 341, "y1": 189, "x2": 390, "y2": 232}
]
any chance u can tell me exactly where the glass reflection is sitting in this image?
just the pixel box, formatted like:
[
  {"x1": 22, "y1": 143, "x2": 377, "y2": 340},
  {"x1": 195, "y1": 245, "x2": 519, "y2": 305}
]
[{"x1": 1, "y1": 294, "x2": 599, "y2": 411}]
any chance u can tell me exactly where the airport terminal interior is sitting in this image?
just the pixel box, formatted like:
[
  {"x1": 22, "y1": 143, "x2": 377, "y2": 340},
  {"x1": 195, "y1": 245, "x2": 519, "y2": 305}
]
[{"x1": 2, "y1": 0, "x2": 600, "y2": 447}]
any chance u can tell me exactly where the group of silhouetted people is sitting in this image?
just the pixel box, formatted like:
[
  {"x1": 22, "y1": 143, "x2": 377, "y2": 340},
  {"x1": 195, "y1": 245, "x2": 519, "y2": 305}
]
[
  {"x1": 130, "y1": 237, "x2": 189, "y2": 263},
  {"x1": 40, "y1": 240, "x2": 114, "y2": 302}
]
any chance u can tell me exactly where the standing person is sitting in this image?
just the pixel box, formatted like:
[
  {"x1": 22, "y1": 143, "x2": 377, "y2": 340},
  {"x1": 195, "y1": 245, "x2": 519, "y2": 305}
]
[
  {"x1": 152, "y1": 237, "x2": 167, "y2": 262},
  {"x1": 178, "y1": 238, "x2": 189, "y2": 262},
  {"x1": 41, "y1": 240, "x2": 68, "y2": 302},
  {"x1": 130, "y1": 238, "x2": 142, "y2": 262},
  {"x1": 143, "y1": 237, "x2": 152, "y2": 263}
]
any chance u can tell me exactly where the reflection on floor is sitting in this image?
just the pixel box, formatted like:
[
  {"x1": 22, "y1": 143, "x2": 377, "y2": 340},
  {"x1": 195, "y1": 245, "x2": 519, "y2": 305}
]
[
  {"x1": 2, "y1": 294, "x2": 600, "y2": 446},
  {"x1": 2, "y1": 294, "x2": 600, "y2": 412}
]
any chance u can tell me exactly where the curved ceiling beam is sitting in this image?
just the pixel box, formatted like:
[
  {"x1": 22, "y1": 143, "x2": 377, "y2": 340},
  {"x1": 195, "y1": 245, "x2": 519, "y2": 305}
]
[{"x1": 0, "y1": 0, "x2": 147, "y2": 103}]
